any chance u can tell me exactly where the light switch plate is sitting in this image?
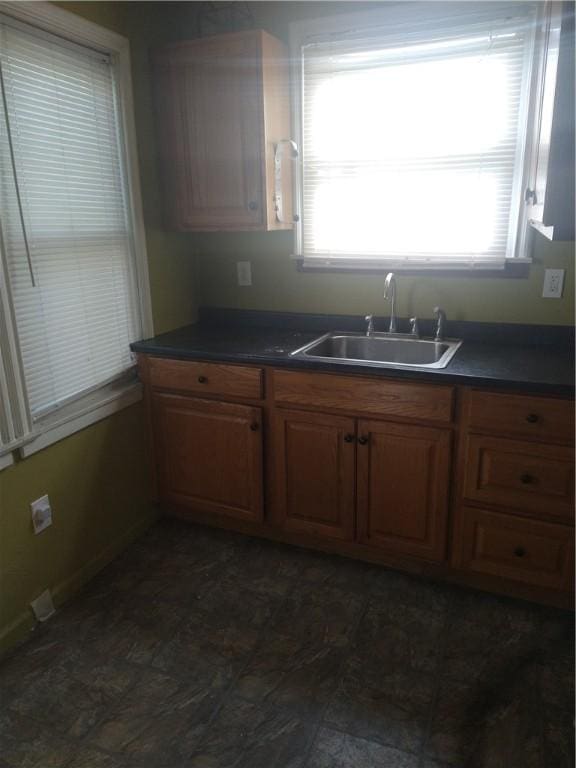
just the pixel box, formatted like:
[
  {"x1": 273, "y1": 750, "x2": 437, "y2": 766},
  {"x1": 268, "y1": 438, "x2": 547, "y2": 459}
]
[
  {"x1": 542, "y1": 268, "x2": 565, "y2": 298},
  {"x1": 237, "y1": 261, "x2": 252, "y2": 287},
  {"x1": 31, "y1": 494, "x2": 52, "y2": 534}
]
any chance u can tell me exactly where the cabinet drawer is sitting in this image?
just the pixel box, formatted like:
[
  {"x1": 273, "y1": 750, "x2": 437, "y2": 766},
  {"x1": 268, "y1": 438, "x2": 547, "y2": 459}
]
[
  {"x1": 466, "y1": 390, "x2": 574, "y2": 443},
  {"x1": 454, "y1": 506, "x2": 574, "y2": 591},
  {"x1": 147, "y1": 358, "x2": 263, "y2": 400},
  {"x1": 464, "y1": 435, "x2": 574, "y2": 521},
  {"x1": 273, "y1": 370, "x2": 453, "y2": 423}
]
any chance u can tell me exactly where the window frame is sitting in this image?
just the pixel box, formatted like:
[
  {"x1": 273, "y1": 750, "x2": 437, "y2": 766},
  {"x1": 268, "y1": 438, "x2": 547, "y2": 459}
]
[
  {"x1": 289, "y1": 1, "x2": 557, "y2": 272},
  {"x1": 0, "y1": 1, "x2": 152, "y2": 463}
]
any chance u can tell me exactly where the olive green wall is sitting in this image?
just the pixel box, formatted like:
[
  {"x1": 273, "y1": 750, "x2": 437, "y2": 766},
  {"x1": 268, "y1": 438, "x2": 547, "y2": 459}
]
[
  {"x1": 0, "y1": 2, "x2": 197, "y2": 654},
  {"x1": 195, "y1": 231, "x2": 574, "y2": 325},
  {"x1": 193, "y1": 1, "x2": 575, "y2": 326}
]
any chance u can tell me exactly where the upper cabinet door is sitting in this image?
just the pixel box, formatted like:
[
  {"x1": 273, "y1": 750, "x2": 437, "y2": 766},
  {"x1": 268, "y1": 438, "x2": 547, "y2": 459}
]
[
  {"x1": 356, "y1": 420, "x2": 451, "y2": 562},
  {"x1": 155, "y1": 31, "x2": 293, "y2": 232}
]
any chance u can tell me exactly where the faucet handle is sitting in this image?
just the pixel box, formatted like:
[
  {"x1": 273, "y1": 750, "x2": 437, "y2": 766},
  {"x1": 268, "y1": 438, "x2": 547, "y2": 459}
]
[
  {"x1": 409, "y1": 317, "x2": 420, "y2": 337},
  {"x1": 364, "y1": 314, "x2": 374, "y2": 336},
  {"x1": 433, "y1": 307, "x2": 446, "y2": 341}
]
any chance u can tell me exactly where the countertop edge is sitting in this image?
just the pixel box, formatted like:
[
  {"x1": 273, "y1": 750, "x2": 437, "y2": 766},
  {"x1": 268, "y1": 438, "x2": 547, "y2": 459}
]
[{"x1": 131, "y1": 342, "x2": 575, "y2": 398}]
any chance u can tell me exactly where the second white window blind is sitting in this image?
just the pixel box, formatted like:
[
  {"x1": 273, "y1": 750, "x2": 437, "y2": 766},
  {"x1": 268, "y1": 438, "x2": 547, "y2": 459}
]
[{"x1": 298, "y1": 6, "x2": 537, "y2": 267}]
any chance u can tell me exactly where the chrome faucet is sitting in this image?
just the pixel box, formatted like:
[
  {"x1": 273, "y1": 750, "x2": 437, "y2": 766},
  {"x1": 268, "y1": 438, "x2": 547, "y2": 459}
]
[
  {"x1": 384, "y1": 272, "x2": 397, "y2": 333},
  {"x1": 365, "y1": 314, "x2": 375, "y2": 337},
  {"x1": 433, "y1": 306, "x2": 446, "y2": 341}
]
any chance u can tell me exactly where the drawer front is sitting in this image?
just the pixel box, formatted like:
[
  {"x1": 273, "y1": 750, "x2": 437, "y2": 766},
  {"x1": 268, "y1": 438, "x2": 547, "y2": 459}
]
[
  {"x1": 454, "y1": 506, "x2": 574, "y2": 591},
  {"x1": 273, "y1": 370, "x2": 453, "y2": 423},
  {"x1": 147, "y1": 358, "x2": 263, "y2": 400},
  {"x1": 467, "y1": 390, "x2": 574, "y2": 443},
  {"x1": 464, "y1": 435, "x2": 574, "y2": 521}
]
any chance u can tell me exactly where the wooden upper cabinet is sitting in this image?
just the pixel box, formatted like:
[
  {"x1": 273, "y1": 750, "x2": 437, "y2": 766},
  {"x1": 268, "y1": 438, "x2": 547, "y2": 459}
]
[
  {"x1": 273, "y1": 409, "x2": 356, "y2": 541},
  {"x1": 152, "y1": 392, "x2": 263, "y2": 522},
  {"x1": 154, "y1": 30, "x2": 293, "y2": 231},
  {"x1": 356, "y1": 420, "x2": 451, "y2": 562}
]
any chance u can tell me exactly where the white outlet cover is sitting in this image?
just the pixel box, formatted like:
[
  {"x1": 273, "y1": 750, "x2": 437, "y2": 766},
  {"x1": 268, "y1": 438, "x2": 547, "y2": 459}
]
[
  {"x1": 237, "y1": 261, "x2": 252, "y2": 286},
  {"x1": 542, "y1": 268, "x2": 565, "y2": 298},
  {"x1": 30, "y1": 589, "x2": 55, "y2": 622},
  {"x1": 31, "y1": 494, "x2": 52, "y2": 534}
]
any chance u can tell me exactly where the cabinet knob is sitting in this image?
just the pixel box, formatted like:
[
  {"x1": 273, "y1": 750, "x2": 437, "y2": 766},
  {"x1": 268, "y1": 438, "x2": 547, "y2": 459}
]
[
  {"x1": 358, "y1": 436, "x2": 369, "y2": 445},
  {"x1": 526, "y1": 413, "x2": 539, "y2": 424},
  {"x1": 250, "y1": 422, "x2": 259, "y2": 432},
  {"x1": 343, "y1": 433, "x2": 355, "y2": 443},
  {"x1": 248, "y1": 201, "x2": 258, "y2": 211},
  {"x1": 197, "y1": 375, "x2": 207, "y2": 384},
  {"x1": 520, "y1": 473, "x2": 534, "y2": 485},
  {"x1": 514, "y1": 546, "x2": 526, "y2": 558}
]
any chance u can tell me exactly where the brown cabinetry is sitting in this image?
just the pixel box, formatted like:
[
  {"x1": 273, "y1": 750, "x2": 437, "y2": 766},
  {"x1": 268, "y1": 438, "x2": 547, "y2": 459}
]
[
  {"x1": 357, "y1": 421, "x2": 451, "y2": 561},
  {"x1": 154, "y1": 30, "x2": 293, "y2": 231},
  {"x1": 463, "y1": 434, "x2": 574, "y2": 521},
  {"x1": 272, "y1": 371, "x2": 453, "y2": 563},
  {"x1": 273, "y1": 409, "x2": 356, "y2": 541},
  {"x1": 453, "y1": 388, "x2": 574, "y2": 595},
  {"x1": 152, "y1": 393, "x2": 263, "y2": 522},
  {"x1": 455, "y1": 506, "x2": 573, "y2": 591},
  {"x1": 139, "y1": 353, "x2": 574, "y2": 607}
]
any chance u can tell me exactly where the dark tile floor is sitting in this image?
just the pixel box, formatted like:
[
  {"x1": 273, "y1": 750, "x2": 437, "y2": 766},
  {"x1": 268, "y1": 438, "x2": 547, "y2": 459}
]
[{"x1": 1, "y1": 519, "x2": 574, "y2": 768}]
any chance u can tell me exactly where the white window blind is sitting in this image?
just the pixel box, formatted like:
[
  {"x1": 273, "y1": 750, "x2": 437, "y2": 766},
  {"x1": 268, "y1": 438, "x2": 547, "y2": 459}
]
[
  {"x1": 297, "y1": 6, "x2": 537, "y2": 268},
  {"x1": 0, "y1": 17, "x2": 142, "y2": 419}
]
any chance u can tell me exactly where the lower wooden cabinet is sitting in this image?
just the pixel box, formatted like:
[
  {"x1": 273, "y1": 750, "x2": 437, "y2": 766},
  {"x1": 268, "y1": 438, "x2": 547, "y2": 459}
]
[
  {"x1": 464, "y1": 434, "x2": 574, "y2": 522},
  {"x1": 356, "y1": 420, "x2": 451, "y2": 561},
  {"x1": 273, "y1": 409, "x2": 356, "y2": 540},
  {"x1": 453, "y1": 506, "x2": 574, "y2": 591},
  {"x1": 152, "y1": 393, "x2": 263, "y2": 522},
  {"x1": 273, "y1": 410, "x2": 451, "y2": 561},
  {"x1": 139, "y1": 351, "x2": 574, "y2": 607}
]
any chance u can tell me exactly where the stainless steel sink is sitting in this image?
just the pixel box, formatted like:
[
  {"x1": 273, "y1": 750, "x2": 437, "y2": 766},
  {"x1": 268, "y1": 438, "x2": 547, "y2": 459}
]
[{"x1": 291, "y1": 333, "x2": 462, "y2": 369}]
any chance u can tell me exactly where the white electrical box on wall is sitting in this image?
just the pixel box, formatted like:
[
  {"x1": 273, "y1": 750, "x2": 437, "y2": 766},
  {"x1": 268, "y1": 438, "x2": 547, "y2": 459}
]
[
  {"x1": 542, "y1": 268, "x2": 565, "y2": 298},
  {"x1": 30, "y1": 494, "x2": 53, "y2": 534}
]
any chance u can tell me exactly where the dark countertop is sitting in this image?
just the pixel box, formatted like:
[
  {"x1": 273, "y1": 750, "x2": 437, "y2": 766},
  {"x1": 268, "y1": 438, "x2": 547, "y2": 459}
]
[{"x1": 131, "y1": 309, "x2": 575, "y2": 397}]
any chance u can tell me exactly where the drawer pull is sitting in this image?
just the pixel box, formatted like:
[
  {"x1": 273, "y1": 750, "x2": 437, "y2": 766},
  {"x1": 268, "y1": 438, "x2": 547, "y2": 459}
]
[
  {"x1": 197, "y1": 376, "x2": 207, "y2": 384},
  {"x1": 249, "y1": 422, "x2": 259, "y2": 432},
  {"x1": 343, "y1": 433, "x2": 355, "y2": 443},
  {"x1": 514, "y1": 546, "x2": 527, "y2": 558},
  {"x1": 358, "y1": 436, "x2": 369, "y2": 446},
  {"x1": 526, "y1": 413, "x2": 539, "y2": 424},
  {"x1": 520, "y1": 473, "x2": 535, "y2": 485}
]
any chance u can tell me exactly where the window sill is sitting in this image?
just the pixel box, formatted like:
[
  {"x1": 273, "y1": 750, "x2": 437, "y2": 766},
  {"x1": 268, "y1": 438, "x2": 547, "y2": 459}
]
[
  {"x1": 295, "y1": 258, "x2": 532, "y2": 278},
  {"x1": 18, "y1": 379, "x2": 143, "y2": 459}
]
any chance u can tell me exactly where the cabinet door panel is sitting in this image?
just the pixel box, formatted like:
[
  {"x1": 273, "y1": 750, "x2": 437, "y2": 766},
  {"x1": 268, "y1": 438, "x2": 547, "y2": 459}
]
[
  {"x1": 156, "y1": 34, "x2": 263, "y2": 230},
  {"x1": 464, "y1": 435, "x2": 574, "y2": 521},
  {"x1": 357, "y1": 420, "x2": 451, "y2": 561},
  {"x1": 153, "y1": 393, "x2": 263, "y2": 521},
  {"x1": 274, "y1": 409, "x2": 356, "y2": 540},
  {"x1": 453, "y1": 506, "x2": 574, "y2": 592}
]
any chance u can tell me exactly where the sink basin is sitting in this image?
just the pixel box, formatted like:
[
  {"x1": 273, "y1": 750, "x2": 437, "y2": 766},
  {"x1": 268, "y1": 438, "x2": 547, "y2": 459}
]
[{"x1": 291, "y1": 333, "x2": 462, "y2": 369}]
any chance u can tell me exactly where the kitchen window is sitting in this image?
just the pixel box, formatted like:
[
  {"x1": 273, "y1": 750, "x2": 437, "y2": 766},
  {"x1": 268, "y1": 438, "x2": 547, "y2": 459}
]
[
  {"x1": 291, "y1": 2, "x2": 558, "y2": 269},
  {"x1": 0, "y1": 4, "x2": 151, "y2": 465}
]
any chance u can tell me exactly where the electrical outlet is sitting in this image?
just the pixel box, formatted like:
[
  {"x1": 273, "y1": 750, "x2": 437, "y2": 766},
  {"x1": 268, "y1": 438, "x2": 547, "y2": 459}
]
[
  {"x1": 30, "y1": 494, "x2": 52, "y2": 534},
  {"x1": 30, "y1": 589, "x2": 55, "y2": 622},
  {"x1": 237, "y1": 261, "x2": 252, "y2": 286},
  {"x1": 542, "y1": 268, "x2": 565, "y2": 298}
]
